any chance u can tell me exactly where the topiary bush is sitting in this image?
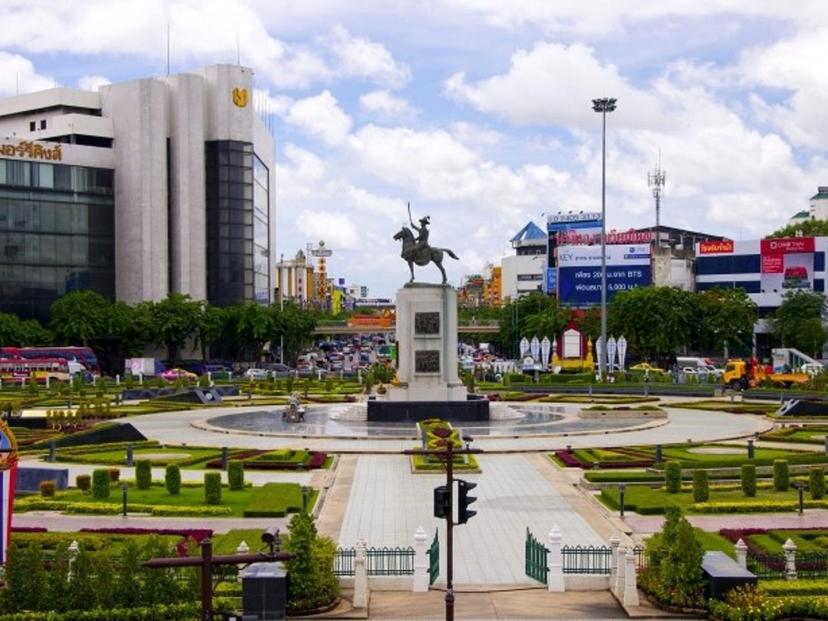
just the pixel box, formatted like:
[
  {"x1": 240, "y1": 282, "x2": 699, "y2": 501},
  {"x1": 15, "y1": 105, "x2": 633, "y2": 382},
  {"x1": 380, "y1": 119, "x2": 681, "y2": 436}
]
[
  {"x1": 692, "y1": 470, "x2": 709, "y2": 503},
  {"x1": 665, "y1": 461, "x2": 682, "y2": 494},
  {"x1": 165, "y1": 464, "x2": 181, "y2": 495},
  {"x1": 39, "y1": 480, "x2": 56, "y2": 498},
  {"x1": 204, "y1": 472, "x2": 222, "y2": 505},
  {"x1": 76, "y1": 474, "x2": 91, "y2": 492},
  {"x1": 285, "y1": 511, "x2": 339, "y2": 613},
  {"x1": 228, "y1": 461, "x2": 244, "y2": 491},
  {"x1": 92, "y1": 469, "x2": 110, "y2": 499},
  {"x1": 109, "y1": 468, "x2": 121, "y2": 482},
  {"x1": 742, "y1": 464, "x2": 757, "y2": 497},
  {"x1": 811, "y1": 466, "x2": 826, "y2": 500},
  {"x1": 135, "y1": 460, "x2": 152, "y2": 490},
  {"x1": 773, "y1": 459, "x2": 790, "y2": 491}
]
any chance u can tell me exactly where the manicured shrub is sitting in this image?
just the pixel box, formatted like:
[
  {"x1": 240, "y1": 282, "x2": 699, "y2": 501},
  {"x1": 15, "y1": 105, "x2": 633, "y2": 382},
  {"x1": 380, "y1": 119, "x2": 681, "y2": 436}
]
[
  {"x1": 39, "y1": 480, "x2": 56, "y2": 498},
  {"x1": 135, "y1": 459, "x2": 152, "y2": 490},
  {"x1": 773, "y1": 459, "x2": 790, "y2": 491},
  {"x1": 665, "y1": 461, "x2": 682, "y2": 494},
  {"x1": 285, "y1": 511, "x2": 339, "y2": 613},
  {"x1": 76, "y1": 474, "x2": 91, "y2": 492},
  {"x1": 204, "y1": 472, "x2": 222, "y2": 505},
  {"x1": 92, "y1": 469, "x2": 110, "y2": 499},
  {"x1": 228, "y1": 461, "x2": 245, "y2": 491},
  {"x1": 692, "y1": 470, "x2": 709, "y2": 503},
  {"x1": 109, "y1": 468, "x2": 121, "y2": 482},
  {"x1": 165, "y1": 464, "x2": 181, "y2": 495},
  {"x1": 742, "y1": 464, "x2": 757, "y2": 497},
  {"x1": 811, "y1": 466, "x2": 826, "y2": 500}
]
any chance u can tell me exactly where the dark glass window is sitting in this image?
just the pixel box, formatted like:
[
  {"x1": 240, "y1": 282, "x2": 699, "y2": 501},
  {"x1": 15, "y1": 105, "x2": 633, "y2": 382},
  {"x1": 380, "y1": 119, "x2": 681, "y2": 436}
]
[
  {"x1": 696, "y1": 255, "x2": 761, "y2": 275},
  {"x1": 816, "y1": 252, "x2": 825, "y2": 272},
  {"x1": 0, "y1": 157, "x2": 114, "y2": 322}
]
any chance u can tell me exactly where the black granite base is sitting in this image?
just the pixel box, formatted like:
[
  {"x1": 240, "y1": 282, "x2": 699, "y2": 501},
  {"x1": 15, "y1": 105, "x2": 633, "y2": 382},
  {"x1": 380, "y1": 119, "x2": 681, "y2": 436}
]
[
  {"x1": 778, "y1": 399, "x2": 828, "y2": 416},
  {"x1": 367, "y1": 399, "x2": 490, "y2": 422}
]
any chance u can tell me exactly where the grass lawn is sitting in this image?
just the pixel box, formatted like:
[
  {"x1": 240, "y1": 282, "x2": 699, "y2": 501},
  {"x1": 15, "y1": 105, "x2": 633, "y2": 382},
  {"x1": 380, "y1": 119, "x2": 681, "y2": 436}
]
[
  {"x1": 694, "y1": 528, "x2": 735, "y2": 557},
  {"x1": 675, "y1": 400, "x2": 778, "y2": 415},
  {"x1": 55, "y1": 446, "x2": 223, "y2": 467},
  {"x1": 213, "y1": 529, "x2": 272, "y2": 555},
  {"x1": 20, "y1": 481, "x2": 311, "y2": 517},
  {"x1": 599, "y1": 484, "x2": 826, "y2": 515},
  {"x1": 761, "y1": 427, "x2": 828, "y2": 444},
  {"x1": 650, "y1": 444, "x2": 826, "y2": 469},
  {"x1": 410, "y1": 454, "x2": 481, "y2": 473},
  {"x1": 538, "y1": 395, "x2": 661, "y2": 404}
]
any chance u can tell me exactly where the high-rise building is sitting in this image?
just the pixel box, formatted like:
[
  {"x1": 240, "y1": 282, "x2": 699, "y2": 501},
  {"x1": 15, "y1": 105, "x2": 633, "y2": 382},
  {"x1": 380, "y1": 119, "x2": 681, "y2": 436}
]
[{"x1": 0, "y1": 64, "x2": 275, "y2": 322}]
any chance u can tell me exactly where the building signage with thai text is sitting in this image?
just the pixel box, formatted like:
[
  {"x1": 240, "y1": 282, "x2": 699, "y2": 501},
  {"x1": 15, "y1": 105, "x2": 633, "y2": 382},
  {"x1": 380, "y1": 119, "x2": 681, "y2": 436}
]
[
  {"x1": 760, "y1": 237, "x2": 815, "y2": 255},
  {"x1": 0, "y1": 140, "x2": 62, "y2": 161},
  {"x1": 698, "y1": 240, "x2": 734, "y2": 254}
]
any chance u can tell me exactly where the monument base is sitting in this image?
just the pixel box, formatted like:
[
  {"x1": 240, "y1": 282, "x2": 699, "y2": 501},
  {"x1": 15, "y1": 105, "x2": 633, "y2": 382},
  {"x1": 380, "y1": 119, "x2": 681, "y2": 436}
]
[{"x1": 367, "y1": 398, "x2": 490, "y2": 423}]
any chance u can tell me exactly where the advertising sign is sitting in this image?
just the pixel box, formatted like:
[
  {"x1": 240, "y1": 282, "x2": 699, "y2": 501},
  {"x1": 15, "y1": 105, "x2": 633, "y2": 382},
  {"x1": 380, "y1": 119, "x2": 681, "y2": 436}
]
[
  {"x1": 547, "y1": 212, "x2": 603, "y2": 268},
  {"x1": 760, "y1": 237, "x2": 814, "y2": 291},
  {"x1": 545, "y1": 268, "x2": 557, "y2": 294},
  {"x1": 699, "y1": 240, "x2": 734, "y2": 254},
  {"x1": 557, "y1": 244, "x2": 652, "y2": 306}
]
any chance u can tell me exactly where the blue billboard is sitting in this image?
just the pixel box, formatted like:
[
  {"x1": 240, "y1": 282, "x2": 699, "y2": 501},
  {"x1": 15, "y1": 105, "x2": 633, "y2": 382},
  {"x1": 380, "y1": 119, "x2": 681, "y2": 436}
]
[
  {"x1": 544, "y1": 268, "x2": 557, "y2": 294},
  {"x1": 557, "y1": 244, "x2": 652, "y2": 306}
]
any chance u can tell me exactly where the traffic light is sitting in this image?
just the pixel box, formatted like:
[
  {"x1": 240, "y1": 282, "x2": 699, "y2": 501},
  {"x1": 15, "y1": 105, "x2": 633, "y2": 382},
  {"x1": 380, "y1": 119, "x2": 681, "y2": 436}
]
[
  {"x1": 456, "y1": 479, "x2": 477, "y2": 524},
  {"x1": 433, "y1": 485, "x2": 450, "y2": 519}
]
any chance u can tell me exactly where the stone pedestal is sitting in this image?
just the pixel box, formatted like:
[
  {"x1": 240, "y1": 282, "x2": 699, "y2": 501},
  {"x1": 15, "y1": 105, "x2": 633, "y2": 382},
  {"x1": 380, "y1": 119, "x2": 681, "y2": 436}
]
[
  {"x1": 388, "y1": 284, "x2": 466, "y2": 402},
  {"x1": 368, "y1": 283, "x2": 489, "y2": 422}
]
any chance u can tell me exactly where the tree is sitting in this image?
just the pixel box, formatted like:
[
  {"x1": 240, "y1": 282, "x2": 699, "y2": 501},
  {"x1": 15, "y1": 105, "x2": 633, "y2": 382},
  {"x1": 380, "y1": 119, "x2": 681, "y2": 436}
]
[
  {"x1": 226, "y1": 302, "x2": 271, "y2": 361},
  {"x1": 0, "y1": 312, "x2": 51, "y2": 346},
  {"x1": 608, "y1": 286, "x2": 696, "y2": 361},
  {"x1": 49, "y1": 290, "x2": 109, "y2": 346},
  {"x1": 496, "y1": 292, "x2": 561, "y2": 357},
  {"x1": 195, "y1": 304, "x2": 226, "y2": 361},
  {"x1": 768, "y1": 219, "x2": 828, "y2": 238},
  {"x1": 272, "y1": 303, "x2": 317, "y2": 365},
  {"x1": 773, "y1": 290, "x2": 827, "y2": 355},
  {"x1": 573, "y1": 308, "x2": 601, "y2": 341},
  {"x1": 148, "y1": 294, "x2": 202, "y2": 363},
  {"x1": 695, "y1": 287, "x2": 757, "y2": 355},
  {"x1": 522, "y1": 298, "x2": 571, "y2": 340}
]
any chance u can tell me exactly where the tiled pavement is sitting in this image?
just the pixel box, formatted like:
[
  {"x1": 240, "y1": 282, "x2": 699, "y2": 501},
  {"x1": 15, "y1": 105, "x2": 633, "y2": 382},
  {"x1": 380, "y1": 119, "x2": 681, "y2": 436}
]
[{"x1": 338, "y1": 454, "x2": 604, "y2": 584}]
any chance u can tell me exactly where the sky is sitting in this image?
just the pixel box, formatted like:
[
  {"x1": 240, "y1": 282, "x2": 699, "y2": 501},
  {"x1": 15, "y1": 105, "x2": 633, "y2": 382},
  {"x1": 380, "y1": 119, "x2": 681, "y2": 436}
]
[{"x1": 1, "y1": 0, "x2": 827, "y2": 297}]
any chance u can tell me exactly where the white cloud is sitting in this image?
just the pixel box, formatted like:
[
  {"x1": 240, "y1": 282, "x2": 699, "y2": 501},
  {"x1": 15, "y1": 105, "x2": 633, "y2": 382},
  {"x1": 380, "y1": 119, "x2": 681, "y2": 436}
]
[
  {"x1": 0, "y1": 52, "x2": 53, "y2": 96},
  {"x1": 445, "y1": 42, "x2": 663, "y2": 129},
  {"x1": 296, "y1": 209, "x2": 360, "y2": 249},
  {"x1": 359, "y1": 90, "x2": 416, "y2": 121},
  {"x1": 285, "y1": 91, "x2": 352, "y2": 146},
  {"x1": 77, "y1": 75, "x2": 111, "y2": 92},
  {"x1": 326, "y1": 25, "x2": 410, "y2": 89}
]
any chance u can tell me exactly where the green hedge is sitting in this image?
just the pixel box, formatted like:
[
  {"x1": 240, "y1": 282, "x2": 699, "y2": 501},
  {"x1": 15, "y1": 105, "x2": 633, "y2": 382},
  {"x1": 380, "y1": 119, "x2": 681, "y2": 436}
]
[
  {"x1": 164, "y1": 465, "x2": 181, "y2": 495},
  {"x1": 12, "y1": 498, "x2": 232, "y2": 517},
  {"x1": 709, "y1": 595, "x2": 828, "y2": 620},
  {"x1": 692, "y1": 499, "x2": 828, "y2": 513},
  {"x1": 759, "y1": 579, "x2": 828, "y2": 596},
  {"x1": 0, "y1": 603, "x2": 200, "y2": 621},
  {"x1": 75, "y1": 475, "x2": 90, "y2": 492},
  {"x1": 742, "y1": 464, "x2": 757, "y2": 497},
  {"x1": 665, "y1": 461, "x2": 682, "y2": 494},
  {"x1": 91, "y1": 470, "x2": 109, "y2": 500},
  {"x1": 692, "y1": 470, "x2": 709, "y2": 503},
  {"x1": 135, "y1": 460, "x2": 151, "y2": 490},
  {"x1": 773, "y1": 459, "x2": 790, "y2": 491},
  {"x1": 812, "y1": 467, "x2": 826, "y2": 500},
  {"x1": 204, "y1": 473, "x2": 221, "y2": 505},
  {"x1": 228, "y1": 461, "x2": 244, "y2": 491}
]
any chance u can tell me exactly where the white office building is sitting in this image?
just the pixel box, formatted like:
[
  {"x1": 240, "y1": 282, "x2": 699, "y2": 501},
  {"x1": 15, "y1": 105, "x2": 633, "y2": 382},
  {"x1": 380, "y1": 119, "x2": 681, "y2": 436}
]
[{"x1": 0, "y1": 64, "x2": 275, "y2": 321}]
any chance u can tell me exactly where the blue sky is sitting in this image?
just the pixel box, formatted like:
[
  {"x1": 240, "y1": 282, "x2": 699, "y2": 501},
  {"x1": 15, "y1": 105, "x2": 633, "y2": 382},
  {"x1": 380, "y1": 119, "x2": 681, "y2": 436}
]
[{"x1": 1, "y1": 1, "x2": 827, "y2": 297}]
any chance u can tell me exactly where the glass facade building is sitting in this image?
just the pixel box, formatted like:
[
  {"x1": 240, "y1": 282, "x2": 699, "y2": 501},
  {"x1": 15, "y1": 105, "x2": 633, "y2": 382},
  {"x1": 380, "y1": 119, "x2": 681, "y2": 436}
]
[
  {"x1": 205, "y1": 140, "x2": 270, "y2": 307},
  {"x1": 0, "y1": 158, "x2": 114, "y2": 322}
]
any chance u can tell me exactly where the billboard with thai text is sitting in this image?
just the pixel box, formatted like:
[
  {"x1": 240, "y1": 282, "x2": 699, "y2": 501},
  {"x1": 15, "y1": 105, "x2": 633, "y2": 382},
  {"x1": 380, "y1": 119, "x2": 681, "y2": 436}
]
[{"x1": 557, "y1": 244, "x2": 652, "y2": 306}]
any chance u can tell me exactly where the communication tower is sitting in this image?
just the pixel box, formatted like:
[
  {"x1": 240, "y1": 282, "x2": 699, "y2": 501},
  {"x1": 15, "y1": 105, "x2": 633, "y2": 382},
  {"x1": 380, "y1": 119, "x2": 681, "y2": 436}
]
[{"x1": 648, "y1": 157, "x2": 666, "y2": 248}]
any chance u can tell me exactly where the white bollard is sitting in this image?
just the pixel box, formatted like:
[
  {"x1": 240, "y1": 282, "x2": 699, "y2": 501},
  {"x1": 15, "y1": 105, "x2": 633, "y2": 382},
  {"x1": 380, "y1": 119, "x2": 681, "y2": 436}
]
[
  {"x1": 623, "y1": 547, "x2": 639, "y2": 607},
  {"x1": 547, "y1": 525, "x2": 565, "y2": 592},
  {"x1": 614, "y1": 544, "x2": 626, "y2": 597},
  {"x1": 115, "y1": 374, "x2": 120, "y2": 385},
  {"x1": 609, "y1": 535, "x2": 621, "y2": 585},
  {"x1": 784, "y1": 538, "x2": 797, "y2": 581},
  {"x1": 735, "y1": 539, "x2": 748, "y2": 569},
  {"x1": 46, "y1": 376, "x2": 50, "y2": 389},
  {"x1": 412, "y1": 526, "x2": 429, "y2": 592},
  {"x1": 138, "y1": 372, "x2": 143, "y2": 385},
  {"x1": 353, "y1": 539, "x2": 369, "y2": 608}
]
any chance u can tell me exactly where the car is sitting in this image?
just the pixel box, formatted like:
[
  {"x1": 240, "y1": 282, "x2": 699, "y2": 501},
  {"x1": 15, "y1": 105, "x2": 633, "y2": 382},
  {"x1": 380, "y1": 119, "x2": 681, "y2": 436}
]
[
  {"x1": 161, "y1": 368, "x2": 198, "y2": 382},
  {"x1": 244, "y1": 368, "x2": 270, "y2": 380},
  {"x1": 262, "y1": 363, "x2": 295, "y2": 377},
  {"x1": 630, "y1": 363, "x2": 669, "y2": 375}
]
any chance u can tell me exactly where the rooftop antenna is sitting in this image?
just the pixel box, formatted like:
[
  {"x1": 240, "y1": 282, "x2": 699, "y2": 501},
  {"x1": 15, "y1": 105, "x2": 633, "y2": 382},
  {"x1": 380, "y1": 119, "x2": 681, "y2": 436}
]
[{"x1": 648, "y1": 152, "x2": 666, "y2": 249}]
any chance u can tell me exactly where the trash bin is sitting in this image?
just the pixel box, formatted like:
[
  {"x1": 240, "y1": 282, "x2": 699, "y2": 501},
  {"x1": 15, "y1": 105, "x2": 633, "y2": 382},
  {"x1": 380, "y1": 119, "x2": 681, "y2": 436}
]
[{"x1": 241, "y1": 562, "x2": 287, "y2": 620}]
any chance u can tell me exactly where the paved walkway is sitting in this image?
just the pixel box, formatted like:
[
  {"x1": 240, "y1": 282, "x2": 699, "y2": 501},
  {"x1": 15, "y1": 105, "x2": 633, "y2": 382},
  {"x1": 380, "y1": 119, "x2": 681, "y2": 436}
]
[
  {"x1": 625, "y1": 509, "x2": 828, "y2": 535},
  {"x1": 122, "y1": 407, "x2": 770, "y2": 453},
  {"x1": 12, "y1": 511, "x2": 288, "y2": 533},
  {"x1": 338, "y1": 454, "x2": 604, "y2": 585},
  {"x1": 366, "y1": 589, "x2": 626, "y2": 619}
]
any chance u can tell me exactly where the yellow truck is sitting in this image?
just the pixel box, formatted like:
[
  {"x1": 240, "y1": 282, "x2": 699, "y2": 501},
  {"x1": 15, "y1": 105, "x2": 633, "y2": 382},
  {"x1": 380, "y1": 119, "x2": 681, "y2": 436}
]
[{"x1": 722, "y1": 358, "x2": 809, "y2": 390}]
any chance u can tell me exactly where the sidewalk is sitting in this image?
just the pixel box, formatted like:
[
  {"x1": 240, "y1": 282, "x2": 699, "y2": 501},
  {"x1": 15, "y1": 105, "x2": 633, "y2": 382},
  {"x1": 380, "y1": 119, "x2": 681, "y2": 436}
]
[{"x1": 625, "y1": 509, "x2": 828, "y2": 534}]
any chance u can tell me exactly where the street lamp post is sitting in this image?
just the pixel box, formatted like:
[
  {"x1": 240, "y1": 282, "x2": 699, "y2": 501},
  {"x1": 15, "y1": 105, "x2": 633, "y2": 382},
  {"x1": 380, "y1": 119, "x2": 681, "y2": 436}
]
[{"x1": 592, "y1": 97, "x2": 617, "y2": 380}]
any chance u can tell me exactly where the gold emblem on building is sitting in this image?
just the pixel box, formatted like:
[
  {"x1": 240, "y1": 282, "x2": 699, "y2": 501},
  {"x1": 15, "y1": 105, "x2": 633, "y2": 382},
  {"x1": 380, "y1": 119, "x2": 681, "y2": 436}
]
[{"x1": 232, "y1": 87, "x2": 249, "y2": 108}]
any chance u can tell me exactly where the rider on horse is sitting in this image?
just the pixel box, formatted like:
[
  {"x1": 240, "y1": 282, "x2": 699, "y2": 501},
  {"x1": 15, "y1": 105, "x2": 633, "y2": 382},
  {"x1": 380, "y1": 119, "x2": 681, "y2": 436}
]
[{"x1": 410, "y1": 213, "x2": 430, "y2": 262}]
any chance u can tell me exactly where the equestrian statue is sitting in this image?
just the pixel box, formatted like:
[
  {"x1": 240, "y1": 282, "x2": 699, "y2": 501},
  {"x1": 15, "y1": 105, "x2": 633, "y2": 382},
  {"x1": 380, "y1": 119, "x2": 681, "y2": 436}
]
[{"x1": 393, "y1": 204, "x2": 459, "y2": 284}]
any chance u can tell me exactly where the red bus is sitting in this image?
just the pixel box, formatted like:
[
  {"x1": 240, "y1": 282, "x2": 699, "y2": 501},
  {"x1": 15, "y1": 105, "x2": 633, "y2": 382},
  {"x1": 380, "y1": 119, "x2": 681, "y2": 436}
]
[
  {"x1": 0, "y1": 357, "x2": 76, "y2": 384},
  {"x1": 0, "y1": 347, "x2": 101, "y2": 376}
]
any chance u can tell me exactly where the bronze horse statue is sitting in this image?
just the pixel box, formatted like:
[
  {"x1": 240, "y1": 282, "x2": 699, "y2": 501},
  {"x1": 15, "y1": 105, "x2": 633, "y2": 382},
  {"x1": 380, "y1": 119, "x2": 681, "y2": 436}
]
[{"x1": 393, "y1": 226, "x2": 459, "y2": 284}]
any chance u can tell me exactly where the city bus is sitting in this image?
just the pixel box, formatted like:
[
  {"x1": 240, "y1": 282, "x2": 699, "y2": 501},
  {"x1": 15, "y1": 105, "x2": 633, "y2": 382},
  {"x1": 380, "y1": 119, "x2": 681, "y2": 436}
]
[
  {"x1": 0, "y1": 346, "x2": 101, "y2": 376},
  {"x1": 0, "y1": 357, "x2": 78, "y2": 384}
]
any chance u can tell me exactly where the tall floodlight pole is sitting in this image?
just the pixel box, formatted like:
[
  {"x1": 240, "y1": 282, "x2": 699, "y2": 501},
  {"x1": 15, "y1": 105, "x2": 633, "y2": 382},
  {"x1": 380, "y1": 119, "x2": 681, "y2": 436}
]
[
  {"x1": 592, "y1": 97, "x2": 617, "y2": 379},
  {"x1": 648, "y1": 157, "x2": 666, "y2": 249}
]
